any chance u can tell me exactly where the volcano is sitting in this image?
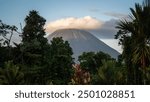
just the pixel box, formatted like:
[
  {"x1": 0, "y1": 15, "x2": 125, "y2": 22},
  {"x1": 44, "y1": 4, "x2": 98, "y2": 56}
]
[{"x1": 47, "y1": 29, "x2": 120, "y2": 61}]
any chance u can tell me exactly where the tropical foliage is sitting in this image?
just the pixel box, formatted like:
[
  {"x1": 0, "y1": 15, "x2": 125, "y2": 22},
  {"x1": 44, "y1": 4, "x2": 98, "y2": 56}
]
[
  {"x1": 78, "y1": 51, "x2": 113, "y2": 74},
  {"x1": 71, "y1": 64, "x2": 90, "y2": 85},
  {"x1": 115, "y1": 0, "x2": 150, "y2": 84},
  {"x1": 95, "y1": 60, "x2": 126, "y2": 85},
  {"x1": 0, "y1": 61, "x2": 24, "y2": 84},
  {"x1": 0, "y1": 10, "x2": 74, "y2": 85}
]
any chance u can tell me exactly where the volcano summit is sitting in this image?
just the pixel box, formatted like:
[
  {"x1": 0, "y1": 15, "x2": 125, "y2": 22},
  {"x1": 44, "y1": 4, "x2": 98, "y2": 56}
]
[{"x1": 47, "y1": 29, "x2": 120, "y2": 61}]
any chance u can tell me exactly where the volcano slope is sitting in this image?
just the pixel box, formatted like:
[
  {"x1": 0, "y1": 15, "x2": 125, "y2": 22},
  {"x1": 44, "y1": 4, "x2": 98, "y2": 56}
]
[{"x1": 47, "y1": 29, "x2": 120, "y2": 61}]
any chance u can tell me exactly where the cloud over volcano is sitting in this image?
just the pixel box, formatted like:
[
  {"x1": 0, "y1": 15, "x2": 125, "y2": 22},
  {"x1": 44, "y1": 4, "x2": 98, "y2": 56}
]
[
  {"x1": 45, "y1": 16, "x2": 103, "y2": 33},
  {"x1": 45, "y1": 16, "x2": 122, "y2": 39}
]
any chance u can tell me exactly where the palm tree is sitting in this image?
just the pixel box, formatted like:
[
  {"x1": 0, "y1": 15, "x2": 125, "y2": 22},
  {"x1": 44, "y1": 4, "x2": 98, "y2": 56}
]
[
  {"x1": 0, "y1": 61, "x2": 24, "y2": 85},
  {"x1": 116, "y1": 0, "x2": 150, "y2": 84},
  {"x1": 96, "y1": 60, "x2": 126, "y2": 84}
]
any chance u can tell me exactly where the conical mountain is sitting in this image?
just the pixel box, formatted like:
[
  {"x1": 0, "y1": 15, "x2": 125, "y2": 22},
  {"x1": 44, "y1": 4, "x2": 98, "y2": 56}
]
[{"x1": 47, "y1": 29, "x2": 120, "y2": 61}]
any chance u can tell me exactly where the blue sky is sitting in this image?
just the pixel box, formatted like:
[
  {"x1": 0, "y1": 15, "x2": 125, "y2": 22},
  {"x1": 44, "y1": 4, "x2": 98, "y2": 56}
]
[
  {"x1": 0, "y1": 0, "x2": 143, "y2": 25},
  {"x1": 0, "y1": 0, "x2": 143, "y2": 52}
]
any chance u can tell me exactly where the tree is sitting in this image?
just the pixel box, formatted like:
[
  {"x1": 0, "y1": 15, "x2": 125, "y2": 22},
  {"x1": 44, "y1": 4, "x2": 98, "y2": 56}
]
[
  {"x1": 0, "y1": 20, "x2": 18, "y2": 68},
  {"x1": 115, "y1": 0, "x2": 150, "y2": 84},
  {"x1": 20, "y1": 10, "x2": 48, "y2": 66},
  {"x1": 49, "y1": 37, "x2": 73, "y2": 84},
  {"x1": 78, "y1": 51, "x2": 113, "y2": 74},
  {"x1": 71, "y1": 64, "x2": 90, "y2": 85},
  {"x1": 22, "y1": 10, "x2": 47, "y2": 44},
  {"x1": 15, "y1": 10, "x2": 51, "y2": 84},
  {"x1": 0, "y1": 61, "x2": 24, "y2": 85},
  {"x1": 78, "y1": 52, "x2": 96, "y2": 72},
  {"x1": 94, "y1": 60, "x2": 126, "y2": 85},
  {"x1": 0, "y1": 20, "x2": 18, "y2": 47}
]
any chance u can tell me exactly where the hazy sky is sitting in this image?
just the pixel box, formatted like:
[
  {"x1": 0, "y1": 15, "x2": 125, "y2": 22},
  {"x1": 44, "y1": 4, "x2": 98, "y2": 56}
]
[{"x1": 0, "y1": 0, "x2": 143, "y2": 52}]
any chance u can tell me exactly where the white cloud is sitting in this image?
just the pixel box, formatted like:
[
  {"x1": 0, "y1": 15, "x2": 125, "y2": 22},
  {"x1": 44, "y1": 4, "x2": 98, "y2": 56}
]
[
  {"x1": 45, "y1": 16, "x2": 103, "y2": 34},
  {"x1": 45, "y1": 16, "x2": 121, "y2": 39}
]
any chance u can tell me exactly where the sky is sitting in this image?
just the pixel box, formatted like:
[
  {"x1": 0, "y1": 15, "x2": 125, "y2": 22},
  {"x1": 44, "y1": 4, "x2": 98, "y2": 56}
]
[{"x1": 0, "y1": 0, "x2": 143, "y2": 53}]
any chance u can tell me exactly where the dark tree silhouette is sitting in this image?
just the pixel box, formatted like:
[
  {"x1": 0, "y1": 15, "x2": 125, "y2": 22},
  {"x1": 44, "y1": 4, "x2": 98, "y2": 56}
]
[{"x1": 115, "y1": 0, "x2": 150, "y2": 84}]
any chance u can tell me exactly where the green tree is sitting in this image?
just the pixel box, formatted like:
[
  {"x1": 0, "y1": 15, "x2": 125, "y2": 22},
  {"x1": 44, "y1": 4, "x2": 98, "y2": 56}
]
[
  {"x1": 0, "y1": 61, "x2": 24, "y2": 85},
  {"x1": 49, "y1": 37, "x2": 73, "y2": 84},
  {"x1": 115, "y1": 0, "x2": 150, "y2": 84},
  {"x1": 78, "y1": 51, "x2": 113, "y2": 74},
  {"x1": 93, "y1": 60, "x2": 126, "y2": 85},
  {"x1": 20, "y1": 10, "x2": 48, "y2": 66},
  {"x1": 0, "y1": 20, "x2": 18, "y2": 47},
  {"x1": 0, "y1": 20, "x2": 18, "y2": 68},
  {"x1": 16, "y1": 10, "x2": 51, "y2": 84}
]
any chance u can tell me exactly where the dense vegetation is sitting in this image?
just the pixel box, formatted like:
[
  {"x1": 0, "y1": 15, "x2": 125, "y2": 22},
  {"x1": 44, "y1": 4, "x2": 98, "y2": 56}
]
[
  {"x1": 0, "y1": 0, "x2": 150, "y2": 85},
  {"x1": 115, "y1": 0, "x2": 150, "y2": 84},
  {"x1": 0, "y1": 11, "x2": 73, "y2": 84}
]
